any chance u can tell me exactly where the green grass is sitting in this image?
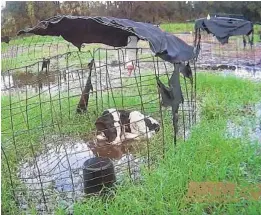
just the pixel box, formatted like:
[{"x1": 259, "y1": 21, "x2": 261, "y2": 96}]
[
  {"x1": 66, "y1": 119, "x2": 261, "y2": 215},
  {"x1": 1, "y1": 35, "x2": 106, "y2": 72},
  {"x1": 253, "y1": 23, "x2": 261, "y2": 42},
  {"x1": 2, "y1": 72, "x2": 261, "y2": 214},
  {"x1": 197, "y1": 73, "x2": 261, "y2": 119},
  {"x1": 160, "y1": 23, "x2": 194, "y2": 33},
  {"x1": 65, "y1": 73, "x2": 261, "y2": 215}
]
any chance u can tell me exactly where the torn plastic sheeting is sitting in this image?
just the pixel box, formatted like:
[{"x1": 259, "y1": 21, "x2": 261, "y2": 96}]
[
  {"x1": 156, "y1": 64, "x2": 186, "y2": 145},
  {"x1": 17, "y1": 15, "x2": 195, "y2": 63},
  {"x1": 195, "y1": 17, "x2": 254, "y2": 44}
]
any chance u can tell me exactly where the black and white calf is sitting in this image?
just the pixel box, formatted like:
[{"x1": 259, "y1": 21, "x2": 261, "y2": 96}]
[{"x1": 95, "y1": 108, "x2": 160, "y2": 145}]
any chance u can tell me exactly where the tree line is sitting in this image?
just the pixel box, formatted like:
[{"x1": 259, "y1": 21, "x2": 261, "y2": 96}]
[{"x1": 1, "y1": 1, "x2": 261, "y2": 37}]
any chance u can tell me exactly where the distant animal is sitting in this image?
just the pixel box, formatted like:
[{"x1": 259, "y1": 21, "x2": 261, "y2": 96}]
[
  {"x1": 1, "y1": 36, "x2": 10, "y2": 44},
  {"x1": 95, "y1": 108, "x2": 160, "y2": 145},
  {"x1": 41, "y1": 58, "x2": 50, "y2": 73}
]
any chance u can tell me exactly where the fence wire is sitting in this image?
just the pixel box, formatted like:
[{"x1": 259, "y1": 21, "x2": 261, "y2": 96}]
[{"x1": 1, "y1": 35, "x2": 196, "y2": 214}]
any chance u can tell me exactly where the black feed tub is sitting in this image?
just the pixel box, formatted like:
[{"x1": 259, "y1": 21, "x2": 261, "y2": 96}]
[{"x1": 83, "y1": 157, "x2": 116, "y2": 194}]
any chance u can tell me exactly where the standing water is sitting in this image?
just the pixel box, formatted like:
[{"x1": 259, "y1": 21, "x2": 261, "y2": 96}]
[{"x1": 17, "y1": 135, "x2": 145, "y2": 213}]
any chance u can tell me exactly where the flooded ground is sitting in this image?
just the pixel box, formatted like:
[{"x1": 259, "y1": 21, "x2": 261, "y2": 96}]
[
  {"x1": 1, "y1": 47, "x2": 160, "y2": 97},
  {"x1": 226, "y1": 103, "x2": 261, "y2": 183},
  {"x1": 17, "y1": 135, "x2": 145, "y2": 213},
  {"x1": 15, "y1": 99, "x2": 261, "y2": 213},
  {"x1": 15, "y1": 101, "x2": 261, "y2": 213},
  {"x1": 1, "y1": 36, "x2": 261, "y2": 96},
  {"x1": 2, "y1": 35, "x2": 261, "y2": 214},
  {"x1": 196, "y1": 40, "x2": 261, "y2": 81}
]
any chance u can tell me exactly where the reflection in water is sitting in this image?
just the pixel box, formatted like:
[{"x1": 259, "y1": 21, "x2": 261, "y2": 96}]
[
  {"x1": 2, "y1": 65, "x2": 261, "y2": 98},
  {"x1": 2, "y1": 71, "x2": 60, "y2": 91},
  {"x1": 1, "y1": 69, "x2": 90, "y2": 96},
  {"x1": 17, "y1": 135, "x2": 145, "y2": 213},
  {"x1": 225, "y1": 67, "x2": 261, "y2": 81}
]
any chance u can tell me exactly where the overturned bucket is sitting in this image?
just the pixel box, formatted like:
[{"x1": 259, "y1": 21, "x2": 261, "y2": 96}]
[{"x1": 83, "y1": 157, "x2": 116, "y2": 194}]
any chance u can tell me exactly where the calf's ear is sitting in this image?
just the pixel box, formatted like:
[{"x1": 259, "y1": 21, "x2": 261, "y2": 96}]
[{"x1": 95, "y1": 120, "x2": 106, "y2": 131}]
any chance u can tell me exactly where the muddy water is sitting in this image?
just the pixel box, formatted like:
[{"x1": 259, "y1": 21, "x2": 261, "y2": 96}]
[
  {"x1": 1, "y1": 69, "x2": 90, "y2": 96},
  {"x1": 2, "y1": 40, "x2": 261, "y2": 96},
  {"x1": 175, "y1": 33, "x2": 261, "y2": 74},
  {"x1": 17, "y1": 135, "x2": 145, "y2": 213},
  {"x1": 198, "y1": 39, "x2": 261, "y2": 75},
  {"x1": 16, "y1": 101, "x2": 261, "y2": 213},
  {"x1": 195, "y1": 37, "x2": 261, "y2": 81},
  {"x1": 1, "y1": 48, "x2": 157, "y2": 97},
  {"x1": 2, "y1": 62, "x2": 260, "y2": 98}
]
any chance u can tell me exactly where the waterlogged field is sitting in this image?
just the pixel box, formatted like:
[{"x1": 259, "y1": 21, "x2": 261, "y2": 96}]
[
  {"x1": 2, "y1": 72, "x2": 261, "y2": 214},
  {"x1": 1, "y1": 22, "x2": 261, "y2": 214},
  {"x1": 63, "y1": 74, "x2": 261, "y2": 215}
]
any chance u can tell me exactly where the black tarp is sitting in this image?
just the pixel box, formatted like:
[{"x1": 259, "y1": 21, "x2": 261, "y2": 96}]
[
  {"x1": 156, "y1": 67, "x2": 183, "y2": 145},
  {"x1": 18, "y1": 15, "x2": 195, "y2": 63},
  {"x1": 17, "y1": 16, "x2": 195, "y2": 145},
  {"x1": 195, "y1": 17, "x2": 254, "y2": 44}
]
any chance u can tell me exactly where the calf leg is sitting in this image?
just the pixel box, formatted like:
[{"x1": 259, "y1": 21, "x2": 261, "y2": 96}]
[{"x1": 124, "y1": 132, "x2": 141, "y2": 140}]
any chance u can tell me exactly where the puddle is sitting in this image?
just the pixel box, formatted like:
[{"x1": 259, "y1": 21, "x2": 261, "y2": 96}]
[
  {"x1": 17, "y1": 135, "x2": 145, "y2": 213},
  {"x1": 197, "y1": 39, "x2": 261, "y2": 80},
  {"x1": 177, "y1": 34, "x2": 261, "y2": 80},
  {"x1": 226, "y1": 103, "x2": 261, "y2": 144},
  {"x1": 1, "y1": 55, "x2": 159, "y2": 97},
  {"x1": 222, "y1": 66, "x2": 261, "y2": 81},
  {"x1": 2, "y1": 61, "x2": 260, "y2": 98},
  {"x1": 226, "y1": 103, "x2": 261, "y2": 183},
  {"x1": 1, "y1": 69, "x2": 91, "y2": 96},
  {"x1": 198, "y1": 65, "x2": 261, "y2": 81},
  {"x1": 2, "y1": 40, "x2": 261, "y2": 97}
]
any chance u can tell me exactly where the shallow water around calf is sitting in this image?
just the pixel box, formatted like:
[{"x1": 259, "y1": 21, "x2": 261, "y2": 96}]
[{"x1": 17, "y1": 135, "x2": 145, "y2": 213}]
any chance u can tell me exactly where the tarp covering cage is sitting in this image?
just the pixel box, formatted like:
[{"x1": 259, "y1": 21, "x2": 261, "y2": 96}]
[
  {"x1": 194, "y1": 16, "x2": 254, "y2": 57},
  {"x1": 18, "y1": 15, "x2": 197, "y2": 145},
  {"x1": 2, "y1": 16, "x2": 197, "y2": 214},
  {"x1": 18, "y1": 15, "x2": 195, "y2": 63}
]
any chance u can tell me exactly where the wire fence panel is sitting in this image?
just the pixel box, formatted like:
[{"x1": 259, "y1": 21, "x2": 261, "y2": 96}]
[{"x1": 1, "y1": 36, "x2": 196, "y2": 214}]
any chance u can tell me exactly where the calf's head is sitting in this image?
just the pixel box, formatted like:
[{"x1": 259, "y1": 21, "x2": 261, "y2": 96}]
[{"x1": 95, "y1": 113, "x2": 117, "y2": 142}]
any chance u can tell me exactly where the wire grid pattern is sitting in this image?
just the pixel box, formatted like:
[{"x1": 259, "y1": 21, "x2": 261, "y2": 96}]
[
  {"x1": 173, "y1": 25, "x2": 261, "y2": 72},
  {"x1": 1, "y1": 36, "x2": 197, "y2": 214}
]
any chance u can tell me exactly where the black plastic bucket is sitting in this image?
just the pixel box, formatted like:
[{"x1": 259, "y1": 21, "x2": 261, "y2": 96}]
[{"x1": 83, "y1": 157, "x2": 116, "y2": 194}]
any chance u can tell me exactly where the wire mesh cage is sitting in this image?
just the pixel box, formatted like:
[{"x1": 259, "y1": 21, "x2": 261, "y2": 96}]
[
  {"x1": 1, "y1": 28, "x2": 197, "y2": 213},
  {"x1": 195, "y1": 31, "x2": 261, "y2": 75},
  {"x1": 160, "y1": 17, "x2": 261, "y2": 82},
  {"x1": 178, "y1": 16, "x2": 261, "y2": 79}
]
